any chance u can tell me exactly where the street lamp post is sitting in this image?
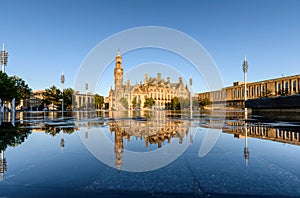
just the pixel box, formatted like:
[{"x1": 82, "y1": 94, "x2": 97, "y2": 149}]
[
  {"x1": 0, "y1": 43, "x2": 8, "y2": 74},
  {"x1": 61, "y1": 72, "x2": 65, "y2": 115},
  {"x1": 242, "y1": 56, "x2": 248, "y2": 110}
]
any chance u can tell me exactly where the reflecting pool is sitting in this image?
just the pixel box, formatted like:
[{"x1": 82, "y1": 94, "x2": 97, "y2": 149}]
[{"x1": 0, "y1": 110, "x2": 300, "y2": 197}]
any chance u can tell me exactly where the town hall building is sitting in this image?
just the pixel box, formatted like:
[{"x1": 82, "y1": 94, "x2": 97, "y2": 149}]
[{"x1": 106, "y1": 51, "x2": 191, "y2": 110}]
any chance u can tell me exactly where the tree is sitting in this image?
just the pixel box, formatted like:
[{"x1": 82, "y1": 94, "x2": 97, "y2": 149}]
[
  {"x1": 63, "y1": 88, "x2": 74, "y2": 110},
  {"x1": 171, "y1": 97, "x2": 181, "y2": 110},
  {"x1": 43, "y1": 86, "x2": 62, "y2": 107},
  {"x1": 10, "y1": 76, "x2": 31, "y2": 105},
  {"x1": 119, "y1": 97, "x2": 128, "y2": 109},
  {"x1": 198, "y1": 97, "x2": 211, "y2": 107},
  {"x1": 95, "y1": 94, "x2": 104, "y2": 109},
  {"x1": 0, "y1": 73, "x2": 31, "y2": 105},
  {"x1": 43, "y1": 86, "x2": 76, "y2": 110},
  {"x1": 143, "y1": 97, "x2": 155, "y2": 109}
]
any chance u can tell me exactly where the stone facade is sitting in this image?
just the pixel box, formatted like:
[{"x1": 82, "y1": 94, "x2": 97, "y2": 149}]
[
  {"x1": 107, "y1": 51, "x2": 191, "y2": 110},
  {"x1": 197, "y1": 74, "x2": 300, "y2": 107},
  {"x1": 19, "y1": 90, "x2": 45, "y2": 110},
  {"x1": 73, "y1": 91, "x2": 94, "y2": 110}
]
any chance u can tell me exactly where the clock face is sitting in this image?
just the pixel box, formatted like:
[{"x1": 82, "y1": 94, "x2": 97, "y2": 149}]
[{"x1": 118, "y1": 69, "x2": 122, "y2": 73}]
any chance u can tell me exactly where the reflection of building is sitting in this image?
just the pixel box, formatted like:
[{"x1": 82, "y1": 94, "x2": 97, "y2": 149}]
[
  {"x1": 197, "y1": 74, "x2": 300, "y2": 107},
  {"x1": 223, "y1": 121, "x2": 300, "y2": 146},
  {"x1": 106, "y1": 51, "x2": 191, "y2": 110},
  {"x1": 108, "y1": 116, "x2": 190, "y2": 170},
  {"x1": 114, "y1": 123, "x2": 124, "y2": 171},
  {"x1": 0, "y1": 150, "x2": 7, "y2": 182}
]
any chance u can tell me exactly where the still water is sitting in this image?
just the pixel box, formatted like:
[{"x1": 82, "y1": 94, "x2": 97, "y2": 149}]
[{"x1": 0, "y1": 110, "x2": 300, "y2": 197}]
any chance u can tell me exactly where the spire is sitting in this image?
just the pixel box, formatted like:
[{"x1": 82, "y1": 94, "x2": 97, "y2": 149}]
[
  {"x1": 117, "y1": 48, "x2": 120, "y2": 56},
  {"x1": 2, "y1": 43, "x2": 4, "y2": 51},
  {"x1": 244, "y1": 55, "x2": 247, "y2": 62}
]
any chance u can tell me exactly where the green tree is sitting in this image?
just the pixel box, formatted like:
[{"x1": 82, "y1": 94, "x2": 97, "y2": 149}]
[
  {"x1": 43, "y1": 86, "x2": 62, "y2": 107},
  {"x1": 63, "y1": 88, "x2": 74, "y2": 110},
  {"x1": 119, "y1": 97, "x2": 128, "y2": 109},
  {"x1": 95, "y1": 94, "x2": 104, "y2": 109},
  {"x1": 171, "y1": 97, "x2": 181, "y2": 110},
  {"x1": 198, "y1": 97, "x2": 211, "y2": 107},
  {"x1": 10, "y1": 76, "x2": 31, "y2": 105},
  {"x1": 0, "y1": 73, "x2": 31, "y2": 105},
  {"x1": 132, "y1": 96, "x2": 141, "y2": 109},
  {"x1": 143, "y1": 97, "x2": 155, "y2": 109}
]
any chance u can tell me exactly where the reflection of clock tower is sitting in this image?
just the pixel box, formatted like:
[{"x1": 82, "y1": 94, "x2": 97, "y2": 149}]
[
  {"x1": 114, "y1": 126, "x2": 124, "y2": 171},
  {"x1": 114, "y1": 50, "x2": 123, "y2": 89}
]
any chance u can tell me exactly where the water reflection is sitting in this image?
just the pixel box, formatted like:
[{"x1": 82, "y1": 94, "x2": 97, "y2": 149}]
[
  {"x1": 0, "y1": 110, "x2": 300, "y2": 194},
  {"x1": 106, "y1": 118, "x2": 190, "y2": 170},
  {"x1": 244, "y1": 111, "x2": 249, "y2": 167},
  {"x1": 223, "y1": 119, "x2": 300, "y2": 147},
  {"x1": 5, "y1": 111, "x2": 299, "y2": 171},
  {"x1": 0, "y1": 122, "x2": 31, "y2": 182},
  {"x1": 0, "y1": 150, "x2": 6, "y2": 182}
]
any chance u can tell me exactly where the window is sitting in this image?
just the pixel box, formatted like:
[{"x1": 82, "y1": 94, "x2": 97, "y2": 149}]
[
  {"x1": 293, "y1": 81, "x2": 296, "y2": 92},
  {"x1": 277, "y1": 83, "x2": 281, "y2": 93}
]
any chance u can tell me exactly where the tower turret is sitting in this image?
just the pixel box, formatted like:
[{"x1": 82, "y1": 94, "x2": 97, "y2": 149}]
[{"x1": 114, "y1": 50, "x2": 123, "y2": 89}]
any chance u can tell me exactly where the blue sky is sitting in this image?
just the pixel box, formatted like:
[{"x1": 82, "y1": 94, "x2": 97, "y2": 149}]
[{"x1": 1, "y1": 0, "x2": 300, "y2": 95}]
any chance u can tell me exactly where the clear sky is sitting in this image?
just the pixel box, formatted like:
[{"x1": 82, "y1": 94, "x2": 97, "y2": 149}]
[{"x1": 1, "y1": 0, "x2": 300, "y2": 96}]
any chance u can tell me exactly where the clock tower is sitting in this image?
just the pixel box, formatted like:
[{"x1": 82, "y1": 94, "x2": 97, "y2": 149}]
[{"x1": 114, "y1": 50, "x2": 123, "y2": 89}]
